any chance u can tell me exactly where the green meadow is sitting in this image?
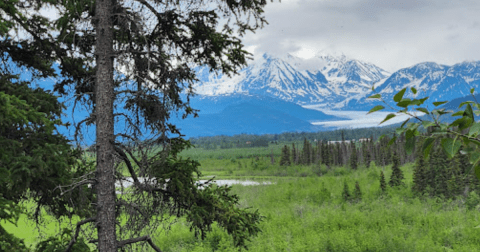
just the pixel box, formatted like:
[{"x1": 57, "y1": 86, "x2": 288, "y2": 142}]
[
  {"x1": 4, "y1": 145, "x2": 480, "y2": 251},
  {"x1": 155, "y1": 146, "x2": 480, "y2": 251}
]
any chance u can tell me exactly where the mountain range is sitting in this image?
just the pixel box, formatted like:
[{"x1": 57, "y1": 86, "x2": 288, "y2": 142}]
[
  {"x1": 194, "y1": 53, "x2": 480, "y2": 111},
  {"x1": 194, "y1": 53, "x2": 390, "y2": 109},
  {"x1": 32, "y1": 53, "x2": 480, "y2": 139},
  {"x1": 179, "y1": 53, "x2": 480, "y2": 137}
]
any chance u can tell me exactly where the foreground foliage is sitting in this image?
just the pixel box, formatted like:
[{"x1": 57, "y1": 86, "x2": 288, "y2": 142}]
[
  {"x1": 369, "y1": 86, "x2": 480, "y2": 180},
  {"x1": 0, "y1": 75, "x2": 92, "y2": 251}
]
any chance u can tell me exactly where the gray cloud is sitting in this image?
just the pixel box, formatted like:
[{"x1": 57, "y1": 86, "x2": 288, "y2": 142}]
[{"x1": 242, "y1": 0, "x2": 480, "y2": 72}]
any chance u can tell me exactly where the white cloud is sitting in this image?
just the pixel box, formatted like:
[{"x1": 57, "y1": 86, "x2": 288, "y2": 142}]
[{"x1": 243, "y1": 0, "x2": 480, "y2": 72}]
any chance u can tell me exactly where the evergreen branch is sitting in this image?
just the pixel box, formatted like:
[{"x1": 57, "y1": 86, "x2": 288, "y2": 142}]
[{"x1": 116, "y1": 199, "x2": 149, "y2": 222}]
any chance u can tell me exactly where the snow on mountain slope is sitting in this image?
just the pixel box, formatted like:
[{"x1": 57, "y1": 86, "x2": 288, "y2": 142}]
[
  {"x1": 345, "y1": 61, "x2": 480, "y2": 110},
  {"x1": 194, "y1": 52, "x2": 480, "y2": 113},
  {"x1": 193, "y1": 53, "x2": 390, "y2": 108}
]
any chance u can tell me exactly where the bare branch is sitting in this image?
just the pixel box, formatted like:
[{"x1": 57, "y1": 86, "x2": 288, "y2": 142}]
[
  {"x1": 65, "y1": 217, "x2": 96, "y2": 252},
  {"x1": 117, "y1": 235, "x2": 163, "y2": 252},
  {"x1": 118, "y1": 143, "x2": 144, "y2": 170},
  {"x1": 54, "y1": 177, "x2": 95, "y2": 196},
  {"x1": 113, "y1": 145, "x2": 141, "y2": 185}
]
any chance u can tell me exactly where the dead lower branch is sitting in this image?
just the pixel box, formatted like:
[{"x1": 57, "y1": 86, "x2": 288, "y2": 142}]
[
  {"x1": 65, "y1": 217, "x2": 96, "y2": 252},
  {"x1": 117, "y1": 235, "x2": 163, "y2": 252}
]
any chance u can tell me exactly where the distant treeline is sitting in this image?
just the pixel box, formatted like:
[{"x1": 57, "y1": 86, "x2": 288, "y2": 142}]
[
  {"x1": 278, "y1": 134, "x2": 414, "y2": 169},
  {"x1": 189, "y1": 126, "x2": 398, "y2": 150}
]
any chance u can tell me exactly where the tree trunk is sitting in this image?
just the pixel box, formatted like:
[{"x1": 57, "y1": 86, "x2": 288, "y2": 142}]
[{"x1": 95, "y1": 0, "x2": 116, "y2": 250}]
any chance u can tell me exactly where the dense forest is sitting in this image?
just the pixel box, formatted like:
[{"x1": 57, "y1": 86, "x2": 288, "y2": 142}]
[{"x1": 189, "y1": 126, "x2": 399, "y2": 149}]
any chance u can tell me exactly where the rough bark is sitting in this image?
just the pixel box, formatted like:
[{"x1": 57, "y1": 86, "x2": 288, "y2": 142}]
[{"x1": 94, "y1": 0, "x2": 116, "y2": 250}]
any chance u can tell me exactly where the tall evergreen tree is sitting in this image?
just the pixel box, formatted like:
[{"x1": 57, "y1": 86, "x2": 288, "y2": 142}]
[
  {"x1": 412, "y1": 152, "x2": 428, "y2": 194},
  {"x1": 2, "y1": 0, "x2": 270, "y2": 250},
  {"x1": 292, "y1": 143, "x2": 297, "y2": 165},
  {"x1": 365, "y1": 151, "x2": 371, "y2": 169},
  {"x1": 350, "y1": 142, "x2": 358, "y2": 170},
  {"x1": 428, "y1": 147, "x2": 450, "y2": 197},
  {"x1": 380, "y1": 170, "x2": 387, "y2": 192},
  {"x1": 280, "y1": 145, "x2": 291, "y2": 166},
  {"x1": 342, "y1": 180, "x2": 351, "y2": 202},
  {"x1": 353, "y1": 181, "x2": 362, "y2": 201},
  {"x1": 389, "y1": 152, "x2": 404, "y2": 187},
  {"x1": 302, "y1": 138, "x2": 309, "y2": 164}
]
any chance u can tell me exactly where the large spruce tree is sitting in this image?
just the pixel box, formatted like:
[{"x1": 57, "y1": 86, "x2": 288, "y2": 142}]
[
  {"x1": 389, "y1": 152, "x2": 404, "y2": 187},
  {"x1": 280, "y1": 145, "x2": 291, "y2": 166},
  {"x1": 412, "y1": 152, "x2": 428, "y2": 194},
  {"x1": 2, "y1": 0, "x2": 271, "y2": 250}
]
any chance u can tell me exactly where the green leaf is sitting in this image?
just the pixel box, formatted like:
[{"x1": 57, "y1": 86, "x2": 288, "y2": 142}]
[
  {"x1": 387, "y1": 136, "x2": 397, "y2": 146},
  {"x1": 433, "y1": 101, "x2": 448, "y2": 107},
  {"x1": 450, "y1": 117, "x2": 474, "y2": 130},
  {"x1": 417, "y1": 97, "x2": 429, "y2": 105},
  {"x1": 405, "y1": 136, "x2": 415, "y2": 155},
  {"x1": 464, "y1": 104, "x2": 474, "y2": 120},
  {"x1": 400, "y1": 118, "x2": 410, "y2": 129},
  {"x1": 459, "y1": 101, "x2": 474, "y2": 108},
  {"x1": 471, "y1": 140, "x2": 480, "y2": 147},
  {"x1": 475, "y1": 165, "x2": 480, "y2": 181},
  {"x1": 423, "y1": 138, "x2": 435, "y2": 159},
  {"x1": 405, "y1": 128, "x2": 415, "y2": 139},
  {"x1": 441, "y1": 138, "x2": 462, "y2": 159},
  {"x1": 451, "y1": 111, "x2": 464, "y2": 117},
  {"x1": 410, "y1": 99, "x2": 426, "y2": 106},
  {"x1": 471, "y1": 88, "x2": 475, "y2": 94},
  {"x1": 397, "y1": 100, "x2": 413, "y2": 108},
  {"x1": 469, "y1": 122, "x2": 480, "y2": 137},
  {"x1": 411, "y1": 87, "x2": 417, "y2": 95},
  {"x1": 422, "y1": 121, "x2": 436, "y2": 128},
  {"x1": 432, "y1": 109, "x2": 451, "y2": 116},
  {"x1": 379, "y1": 113, "x2": 396, "y2": 125},
  {"x1": 393, "y1": 88, "x2": 407, "y2": 102},
  {"x1": 470, "y1": 151, "x2": 480, "y2": 166},
  {"x1": 416, "y1": 107, "x2": 429, "y2": 114},
  {"x1": 368, "y1": 94, "x2": 381, "y2": 99},
  {"x1": 395, "y1": 128, "x2": 406, "y2": 136},
  {"x1": 367, "y1": 105, "x2": 385, "y2": 114}
]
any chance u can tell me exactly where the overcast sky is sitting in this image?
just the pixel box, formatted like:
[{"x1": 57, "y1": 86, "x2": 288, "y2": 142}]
[{"x1": 241, "y1": 0, "x2": 480, "y2": 72}]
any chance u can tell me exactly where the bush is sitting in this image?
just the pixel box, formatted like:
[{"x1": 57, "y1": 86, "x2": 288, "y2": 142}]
[{"x1": 465, "y1": 191, "x2": 480, "y2": 210}]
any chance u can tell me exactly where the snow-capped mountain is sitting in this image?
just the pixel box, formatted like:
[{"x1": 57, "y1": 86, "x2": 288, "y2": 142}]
[
  {"x1": 345, "y1": 61, "x2": 480, "y2": 110},
  {"x1": 193, "y1": 53, "x2": 390, "y2": 108}
]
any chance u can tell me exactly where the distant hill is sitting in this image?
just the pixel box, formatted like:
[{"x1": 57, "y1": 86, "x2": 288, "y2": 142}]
[{"x1": 172, "y1": 95, "x2": 343, "y2": 137}]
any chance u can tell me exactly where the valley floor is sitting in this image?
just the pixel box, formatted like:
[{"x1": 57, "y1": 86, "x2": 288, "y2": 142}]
[{"x1": 153, "y1": 156, "x2": 480, "y2": 252}]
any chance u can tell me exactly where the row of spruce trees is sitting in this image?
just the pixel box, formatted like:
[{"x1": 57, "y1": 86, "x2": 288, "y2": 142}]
[
  {"x1": 279, "y1": 136, "x2": 480, "y2": 199},
  {"x1": 279, "y1": 135, "x2": 414, "y2": 169}
]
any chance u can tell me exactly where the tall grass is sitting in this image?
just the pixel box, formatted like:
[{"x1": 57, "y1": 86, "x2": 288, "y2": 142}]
[{"x1": 154, "y1": 163, "x2": 480, "y2": 252}]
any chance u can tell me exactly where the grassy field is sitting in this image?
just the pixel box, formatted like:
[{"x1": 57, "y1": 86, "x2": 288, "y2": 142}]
[
  {"x1": 155, "y1": 146, "x2": 480, "y2": 251},
  {"x1": 4, "y1": 145, "x2": 480, "y2": 251}
]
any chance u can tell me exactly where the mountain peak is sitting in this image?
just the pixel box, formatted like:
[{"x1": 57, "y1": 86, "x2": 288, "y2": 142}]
[{"x1": 193, "y1": 52, "x2": 390, "y2": 107}]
